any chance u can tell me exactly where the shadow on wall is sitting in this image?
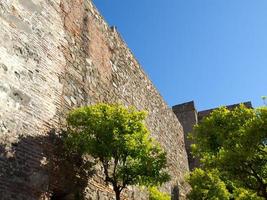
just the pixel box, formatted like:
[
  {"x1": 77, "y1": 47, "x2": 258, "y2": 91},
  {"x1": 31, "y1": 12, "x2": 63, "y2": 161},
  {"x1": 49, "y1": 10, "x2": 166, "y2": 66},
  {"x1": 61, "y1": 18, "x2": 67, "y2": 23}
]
[
  {"x1": 0, "y1": 130, "x2": 95, "y2": 200},
  {"x1": 172, "y1": 185, "x2": 179, "y2": 200}
]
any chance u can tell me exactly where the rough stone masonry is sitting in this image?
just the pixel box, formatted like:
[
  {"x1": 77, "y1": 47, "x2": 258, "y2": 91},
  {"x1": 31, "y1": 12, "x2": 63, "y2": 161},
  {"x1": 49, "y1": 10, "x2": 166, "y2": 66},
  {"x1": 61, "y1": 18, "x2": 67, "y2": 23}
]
[{"x1": 0, "y1": 0, "x2": 190, "y2": 199}]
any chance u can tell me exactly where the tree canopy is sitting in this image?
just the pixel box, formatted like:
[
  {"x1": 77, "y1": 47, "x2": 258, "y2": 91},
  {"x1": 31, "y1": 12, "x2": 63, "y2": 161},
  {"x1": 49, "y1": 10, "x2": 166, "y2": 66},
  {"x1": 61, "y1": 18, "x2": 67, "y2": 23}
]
[
  {"x1": 64, "y1": 104, "x2": 170, "y2": 200},
  {"x1": 187, "y1": 105, "x2": 267, "y2": 199}
]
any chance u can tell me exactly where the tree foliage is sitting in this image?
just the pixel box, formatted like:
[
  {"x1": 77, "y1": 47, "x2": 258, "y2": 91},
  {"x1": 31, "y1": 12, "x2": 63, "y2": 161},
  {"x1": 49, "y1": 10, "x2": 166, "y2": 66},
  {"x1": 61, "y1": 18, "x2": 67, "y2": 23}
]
[
  {"x1": 233, "y1": 187, "x2": 264, "y2": 200},
  {"x1": 186, "y1": 168, "x2": 230, "y2": 200},
  {"x1": 187, "y1": 105, "x2": 267, "y2": 199},
  {"x1": 64, "y1": 104, "x2": 170, "y2": 200},
  {"x1": 148, "y1": 187, "x2": 171, "y2": 200}
]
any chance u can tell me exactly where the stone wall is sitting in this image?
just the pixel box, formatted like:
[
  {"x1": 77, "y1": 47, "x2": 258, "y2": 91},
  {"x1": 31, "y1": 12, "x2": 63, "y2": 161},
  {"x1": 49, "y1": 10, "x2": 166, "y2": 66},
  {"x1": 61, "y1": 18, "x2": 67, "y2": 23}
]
[{"x1": 0, "y1": 0, "x2": 190, "y2": 199}]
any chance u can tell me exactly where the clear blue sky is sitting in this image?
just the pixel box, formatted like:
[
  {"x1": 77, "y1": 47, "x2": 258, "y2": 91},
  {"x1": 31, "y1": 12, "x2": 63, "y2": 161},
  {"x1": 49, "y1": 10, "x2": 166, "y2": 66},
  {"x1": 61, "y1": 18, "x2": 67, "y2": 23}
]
[{"x1": 93, "y1": 0, "x2": 267, "y2": 110}]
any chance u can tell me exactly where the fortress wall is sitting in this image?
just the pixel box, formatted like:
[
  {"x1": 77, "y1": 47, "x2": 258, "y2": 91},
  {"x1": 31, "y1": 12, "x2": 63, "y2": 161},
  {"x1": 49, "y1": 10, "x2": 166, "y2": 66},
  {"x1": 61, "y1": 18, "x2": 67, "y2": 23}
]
[{"x1": 0, "y1": 0, "x2": 189, "y2": 199}]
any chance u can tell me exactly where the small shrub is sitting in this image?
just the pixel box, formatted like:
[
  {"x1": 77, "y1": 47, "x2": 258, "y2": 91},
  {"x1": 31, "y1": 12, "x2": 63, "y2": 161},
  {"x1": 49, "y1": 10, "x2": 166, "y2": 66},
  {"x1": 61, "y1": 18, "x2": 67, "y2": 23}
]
[{"x1": 149, "y1": 187, "x2": 171, "y2": 200}]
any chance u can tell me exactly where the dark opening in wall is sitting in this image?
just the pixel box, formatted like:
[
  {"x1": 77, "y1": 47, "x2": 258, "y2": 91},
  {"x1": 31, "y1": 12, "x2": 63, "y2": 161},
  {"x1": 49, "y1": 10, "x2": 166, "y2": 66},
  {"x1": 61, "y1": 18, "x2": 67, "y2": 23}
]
[
  {"x1": 50, "y1": 190, "x2": 84, "y2": 200},
  {"x1": 171, "y1": 185, "x2": 179, "y2": 200},
  {"x1": 50, "y1": 191, "x2": 68, "y2": 200}
]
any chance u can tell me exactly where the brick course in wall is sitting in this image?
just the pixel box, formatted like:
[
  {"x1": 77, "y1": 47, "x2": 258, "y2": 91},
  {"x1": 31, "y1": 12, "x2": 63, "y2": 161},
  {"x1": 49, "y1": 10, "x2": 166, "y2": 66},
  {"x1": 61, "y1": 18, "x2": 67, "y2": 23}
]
[{"x1": 0, "y1": 0, "x2": 190, "y2": 199}]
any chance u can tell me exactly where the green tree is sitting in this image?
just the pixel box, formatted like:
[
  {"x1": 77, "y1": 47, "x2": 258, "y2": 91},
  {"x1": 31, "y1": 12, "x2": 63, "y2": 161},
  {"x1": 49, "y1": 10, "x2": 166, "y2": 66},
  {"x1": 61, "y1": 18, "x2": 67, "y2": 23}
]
[
  {"x1": 64, "y1": 104, "x2": 170, "y2": 200},
  {"x1": 188, "y1": 105, "x2": 267, "y2": 199}
]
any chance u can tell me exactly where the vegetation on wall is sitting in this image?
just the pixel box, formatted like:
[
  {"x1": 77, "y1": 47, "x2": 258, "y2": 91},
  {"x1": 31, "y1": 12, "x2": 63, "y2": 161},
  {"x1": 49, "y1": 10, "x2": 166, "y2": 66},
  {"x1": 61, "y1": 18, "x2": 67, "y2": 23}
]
[
  {"x1": 187, "y1": 105, "x2": 267, "y2": 199},
  {"x1": 64, "y1": 104, "x2": 170, "y2": 200}
]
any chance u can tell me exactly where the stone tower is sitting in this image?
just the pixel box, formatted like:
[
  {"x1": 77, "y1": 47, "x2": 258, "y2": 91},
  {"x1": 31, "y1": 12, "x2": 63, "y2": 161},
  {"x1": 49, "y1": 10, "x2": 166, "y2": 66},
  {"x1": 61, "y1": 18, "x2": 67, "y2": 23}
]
[{"x1": 172, "y1": 101, "x2": 198, "y2": 171}]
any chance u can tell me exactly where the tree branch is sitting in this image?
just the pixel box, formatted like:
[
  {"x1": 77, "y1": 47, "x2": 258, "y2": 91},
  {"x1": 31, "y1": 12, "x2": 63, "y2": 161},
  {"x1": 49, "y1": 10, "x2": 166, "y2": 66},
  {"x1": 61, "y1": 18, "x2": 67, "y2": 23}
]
[{"x1": 101, "y1": 158, "x2": 115, "y2": 185}]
